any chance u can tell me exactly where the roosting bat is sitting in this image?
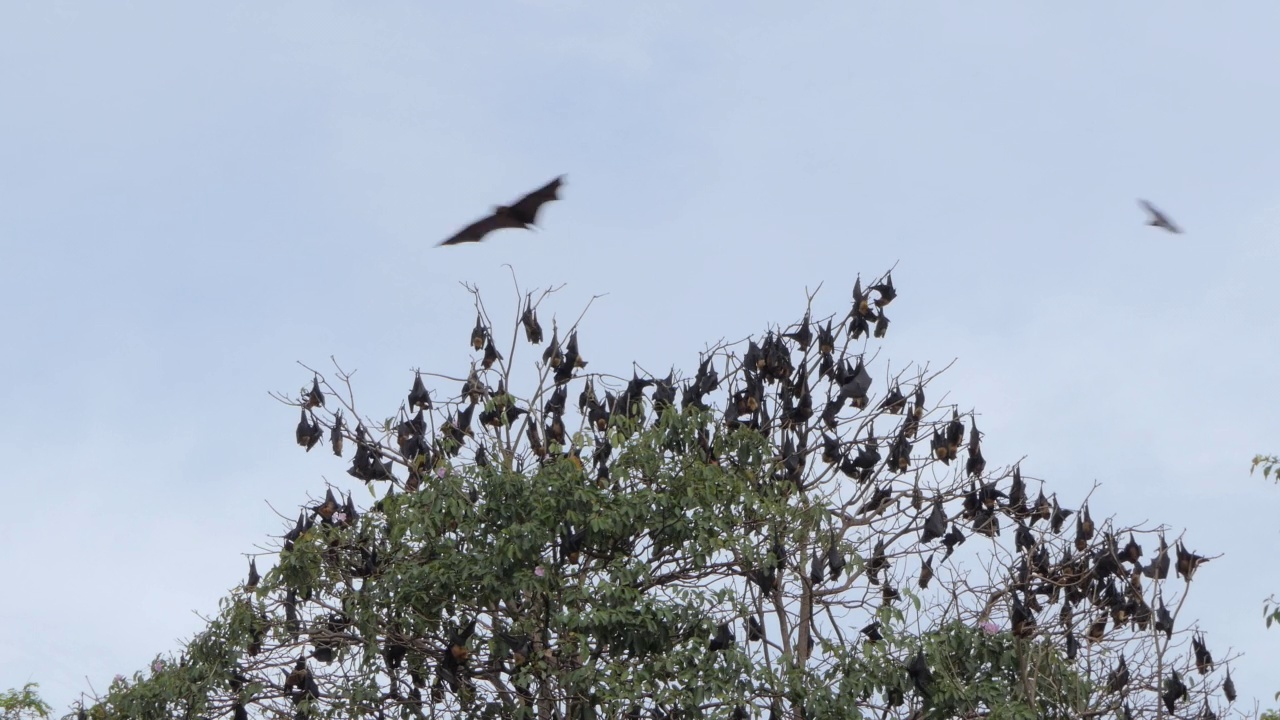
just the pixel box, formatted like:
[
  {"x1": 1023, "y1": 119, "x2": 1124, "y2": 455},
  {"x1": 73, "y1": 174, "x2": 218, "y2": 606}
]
[{"x1": 438, "y1": 176, "x2": 565, "y2": 246}]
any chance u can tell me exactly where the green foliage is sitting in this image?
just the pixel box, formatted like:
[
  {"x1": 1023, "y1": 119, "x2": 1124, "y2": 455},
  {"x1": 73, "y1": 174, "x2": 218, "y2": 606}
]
[
  {"x1": 834, "y1": 622, "x2": 1090, "y2": 720},
  {"x1": 0, "y1": 684, "x2": 51, "y2": 720},
  {"x1": 1252, "y1": 454, "x2": 1280, "y2": 482}
]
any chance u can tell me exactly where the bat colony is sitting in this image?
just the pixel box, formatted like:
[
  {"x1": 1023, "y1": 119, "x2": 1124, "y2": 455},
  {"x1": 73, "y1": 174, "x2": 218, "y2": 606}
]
[{"x1": 201, "y1": 180, "x2": 1210, "y2": 720}]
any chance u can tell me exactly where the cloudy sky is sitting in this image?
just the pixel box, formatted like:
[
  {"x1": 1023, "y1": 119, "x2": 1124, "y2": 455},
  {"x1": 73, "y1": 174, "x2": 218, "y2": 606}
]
[{"x1": 2, "y1": 1, "x2": 1278, "y2": 713}]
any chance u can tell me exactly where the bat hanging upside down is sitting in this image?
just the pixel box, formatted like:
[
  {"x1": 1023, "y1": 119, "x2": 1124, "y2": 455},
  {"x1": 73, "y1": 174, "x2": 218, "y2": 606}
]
[{"x1": 438, "y1": 175, "x2": 565, "y2": 246}]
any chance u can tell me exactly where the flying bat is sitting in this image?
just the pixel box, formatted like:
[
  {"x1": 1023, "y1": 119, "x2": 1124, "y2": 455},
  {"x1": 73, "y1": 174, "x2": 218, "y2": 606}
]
[
  {"x1": 438, "y1": 176, "x2": 565, "y2": 246},
  {"x1": 1139, "y1": 199, "x2": 1182, "y2": 234}
]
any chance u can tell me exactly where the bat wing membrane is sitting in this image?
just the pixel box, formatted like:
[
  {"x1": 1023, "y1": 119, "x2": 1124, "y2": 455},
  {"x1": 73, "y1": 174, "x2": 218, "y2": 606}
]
[{"x1": 439, "y1": 213, "x2": 522, "y2": 246}]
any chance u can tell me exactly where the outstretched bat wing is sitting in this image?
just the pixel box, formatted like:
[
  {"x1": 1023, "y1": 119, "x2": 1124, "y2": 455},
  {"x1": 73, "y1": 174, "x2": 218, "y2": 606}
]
[
  {"x1": 508, "y1": 175, "x2": 565, "y2": 225},
  {"x1": 439, "y1": 212, "x2": 522, "y2": 246},
  {"x1": 1138, "y1": 199, "x2": 1181, "y2": 233}
]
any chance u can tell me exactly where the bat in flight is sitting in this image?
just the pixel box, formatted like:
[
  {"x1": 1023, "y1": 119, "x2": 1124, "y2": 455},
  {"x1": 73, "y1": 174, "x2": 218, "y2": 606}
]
[
  {"x1": 438, "y1": 175, "x2": 565, "y2": 246},
  {"x1": 1138, "y1": 199, "x2": 1182, "y2": 233}
]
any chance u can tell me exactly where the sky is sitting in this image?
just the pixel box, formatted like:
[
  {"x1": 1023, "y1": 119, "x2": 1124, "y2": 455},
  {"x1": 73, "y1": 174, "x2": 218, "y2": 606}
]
[{"x1": 1, "y1": 0, "x2": 1278, "y2": 713}]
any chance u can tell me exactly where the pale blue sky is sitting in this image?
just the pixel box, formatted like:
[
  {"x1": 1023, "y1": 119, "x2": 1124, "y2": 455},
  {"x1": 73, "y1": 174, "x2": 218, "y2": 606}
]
[{"x1": 2, "y1": 1, "x2": 1278, "y2": 713}]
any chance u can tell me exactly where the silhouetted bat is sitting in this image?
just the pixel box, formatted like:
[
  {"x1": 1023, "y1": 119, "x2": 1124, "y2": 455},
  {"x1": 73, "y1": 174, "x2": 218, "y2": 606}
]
[
  {"x1": 965, "y1": 422, "x2": 985, "y2": 477},
  {"x1": 1049, "y1": 496, "x2": 1073, "y2": 533},
  {"x1": 882, "y1": 583, "x2": 901, "y2": 604},
  {"x1": 1154, "y1": 597, "x2": 1173, "y2": 638},
  {"x1": 1175, "y1": 540, "x2": 1209, "y2": 582},
  {"x1": 1011, "y1": 595, "x2": 1036, "y2": 638},
  {"x1": 1139, "y1": 199, "x2": 1182, "y2": 234},
  {"x1": 314, "y1": 488, "x2": 338, "y2": 520},
  {"x1": 941, "y1": 525, "x2": 965, "y2": 560},
  {"x1": 1223, "y1": 668, "x2": 1236, "y2": 702},
  {"x1": 498, "y1": 630, "x2": 534, "y2": 666},
  {"x1": 330, "y1": 409, "x2": 345, "y2": 457},
  {"x1": 874, "y1": 313, "x2": 889, "y2": 338},
  {"x1": 1144, "y1": 534, "x2": 1170, "y2": 579},
  {"x1": 409, "y1": 372, "x2": 432, "y2": 411},
  {"x1": 709, "y1": 621, "x2": 735, "y2": 652},
  {"x1": 296, "y1": 409, "x2": 323, "y2": 451},
  {"x1": 1162, "y1": 670, "x2": 1187, "y2": 713},
  {"x1": 342, "y1": 492, "x2": 358, "y2": 524},
  {"x1": 783, "y1": 312, "x2": 813, "y2": 351},
  {"x1": 1014, "y1": 522, "x2": 1034, "y2": 552},
  {"x1": 918, "y1": 553, "x2": 934, "y2": 589},
  {"x1": 827, "y1": 537, "x2": 846, "y2": 580},
  {"x1": 906, "y1": 649, "x2": 931, "y2": 696},
  {"x1": 921, "y1": 500, "x2": 947, "y2": 544},
  {"x1": 880, "y1": 384, "x2": 907, "y2": 414},
  {"x1": 809, "y1": 549, "x2": 824, "y2": 585},
  {"x1": 438, "y1": 176, "x2": 564, "y2": 246},
  {"x1": 1086, "y1": 616, "x2": 1107, "y2": 644},
  {"x1": 1122, "y1": 533, "x2": 1142, "y2": 565},
  {"x1": 870, "y1": 274, "x2": 896, "y2": 307},
  {"x1": 469, "y1": 314, "x2": 488, "y2": 350},
  {"x1": 652, "y1": 370, "x2": 677, "y2": 417},
  {"x1": 1192, "y1": 633, "x2": 1213, "y2": 675},
  {"x1": 1074, "y1": 504, "x2": 1094, "y2": 551},
  {"x1": 1105, "y1": 655, "x2": 1130, "y2": 694},
  {"x1": 450, "y1": 618, "x2": 477, "y2": 661},
  {"x1": 246, "y1": 558, "x2": 260, "y2": 590},
  {"x1": 482, "y1": 337, "x2": 503, "y2": 370},
  {"x1": 521, "y1": 294, "x2": 543, "y2": 344},
  {"x1": 304, "y1": 377, "x2": 325, "y2": 409}
]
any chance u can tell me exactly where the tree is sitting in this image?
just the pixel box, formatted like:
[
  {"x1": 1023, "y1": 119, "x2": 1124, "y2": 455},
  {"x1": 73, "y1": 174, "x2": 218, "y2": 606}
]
[
  {"x1": 0, "y1": 684, "x2": 52, "y2": 720},
  {"x1": 78, "y1": 273, "x2": 1237, "y2": 719}
]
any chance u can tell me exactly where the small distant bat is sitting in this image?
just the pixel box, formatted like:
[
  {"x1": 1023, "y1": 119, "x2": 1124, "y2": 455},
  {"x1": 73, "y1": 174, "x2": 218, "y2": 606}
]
[
  {"x1": 438, "y1": 176, "x2": 565, "y2": 246},
  {"x1": 1139, "y1": 199, "x2": 1182, "y2": 234}
]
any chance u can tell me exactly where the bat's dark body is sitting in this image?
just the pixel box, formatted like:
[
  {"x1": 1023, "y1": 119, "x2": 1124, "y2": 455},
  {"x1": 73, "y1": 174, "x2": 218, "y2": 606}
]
[
  {"x1": 1138, "y1": 199, "x2": 1181, "y2": 233},
  {"x1": 439, "y1": 176, "x2": 565, "y2": 246}
]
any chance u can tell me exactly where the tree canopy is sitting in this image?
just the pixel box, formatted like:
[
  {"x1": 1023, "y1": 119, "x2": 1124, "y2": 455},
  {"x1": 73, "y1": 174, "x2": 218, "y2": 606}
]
[
  {"x1": 1, "y1": 684, "x2": 52, "y2": 720},
  {"x1": 74, "y1": 273, "x2": 1238, "y2": 720}
]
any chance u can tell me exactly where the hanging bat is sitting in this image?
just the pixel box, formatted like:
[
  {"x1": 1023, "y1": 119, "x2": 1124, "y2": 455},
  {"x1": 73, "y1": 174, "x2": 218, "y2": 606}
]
[
  {"x1": 1139, "y1": 199, "x2": 1182, "y2": 234},
  {"x1": 1161, "y1": 670, "x2": 1187, "y2": 713},
  {"x1": 1192, "y1": 633, "x2": 1213, "y2": 675},
  {"x1": 438, "y1": 176, "x2": 565, "y2": 246},
  {"x1": 921, "y1": 500, "x2": 947, "y2": 543},
  {"x1": 1105, "y1": 655, "x2": 1130, "y2": 694},
  {"x1": 708, "y1": 621, "x2": 735, "y2": 652},
  {"x1": 246, "y1": 558, "x2": 260, "y2": 590},
  {"x1": 918, "y1": 553, "x2": 934, "y2": 589},
  {"x1": 303, "y1": 377, "x2": 325, "y2": 409},
  {"x1": 520, "y1": 294, "x2": 543, "y2": 343},
  {"x1": 906, "y1": 649, "x2": 932, "y2": 696},
  {"x1": 408, "y1": 372, "x2": 432, "y2": 411},
  {"x1": 870, "y1": 273, "x2": 897, "y2": 307}
]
